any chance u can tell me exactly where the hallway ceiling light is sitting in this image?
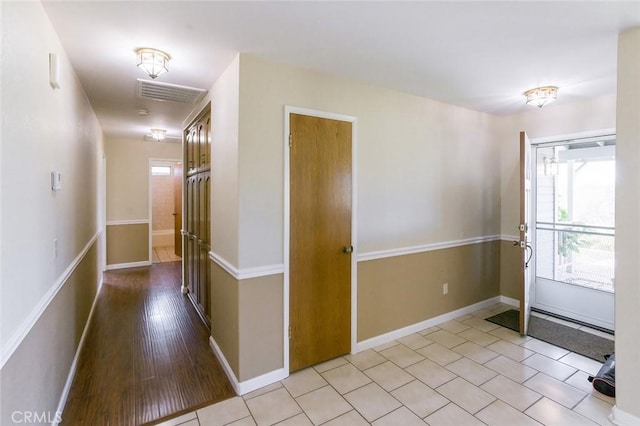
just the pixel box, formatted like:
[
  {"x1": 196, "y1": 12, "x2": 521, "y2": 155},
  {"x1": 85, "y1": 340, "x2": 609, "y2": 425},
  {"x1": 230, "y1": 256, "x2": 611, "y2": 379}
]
[
  {"x1": 135, "y1": 48, "x2": 170, "y2": 79},
  {"x1": 150, "y1": 128, "x2": 166, "y2": 141},
  {"x1": 524, "y1": 86, "x2": 558, "y2": 108}
]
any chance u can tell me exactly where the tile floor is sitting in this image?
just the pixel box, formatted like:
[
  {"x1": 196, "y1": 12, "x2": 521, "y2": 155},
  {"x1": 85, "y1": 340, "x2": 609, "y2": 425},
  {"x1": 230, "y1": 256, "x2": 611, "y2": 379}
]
[
  {"x1": 153, "y1": 246, "x2": 181, "y2": 263},
  {"x1": 157, "y1": 303, "x2": 615, "y2": 426}
]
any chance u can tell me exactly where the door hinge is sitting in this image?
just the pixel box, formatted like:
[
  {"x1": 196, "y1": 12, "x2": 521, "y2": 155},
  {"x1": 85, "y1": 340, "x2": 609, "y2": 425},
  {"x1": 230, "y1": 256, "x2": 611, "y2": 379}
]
[
  {"x1": 289, "y1": 134, "x2": 293, "y2": 148},
  {"x1": 288, "y1": 325, "x2": 292, "y2": 339}
]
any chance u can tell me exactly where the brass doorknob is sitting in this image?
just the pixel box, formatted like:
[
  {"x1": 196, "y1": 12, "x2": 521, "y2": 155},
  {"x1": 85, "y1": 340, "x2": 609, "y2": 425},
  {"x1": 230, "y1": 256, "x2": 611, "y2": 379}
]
[{"x1": 343, "y1": 246, "x2": 353, "y2": 254}]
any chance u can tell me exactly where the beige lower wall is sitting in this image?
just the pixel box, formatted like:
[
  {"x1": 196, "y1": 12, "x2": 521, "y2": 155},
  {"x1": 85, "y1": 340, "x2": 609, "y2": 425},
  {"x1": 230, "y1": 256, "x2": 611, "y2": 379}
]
[
  {"x1": 238, "y1": 274, "x2": 283, "y2": 381},
  {"x1": 0, "y1": 237, "x2": 100, "y2": 425},
  {"x1": 106, "y1": 223, "x2": 149, "y2": 265},
  {"x1": 499, "y1": 239, "x2": 521, "y2": 302},
  {"x1": 358, "y1": 241, "x2": 501, "y2": 341},
  {"x1": 210, "y1": 259, "x2": 284, "y2": 382},
  {"x1": 210, "y1": 261, "x2": 240, "y2": 377}
]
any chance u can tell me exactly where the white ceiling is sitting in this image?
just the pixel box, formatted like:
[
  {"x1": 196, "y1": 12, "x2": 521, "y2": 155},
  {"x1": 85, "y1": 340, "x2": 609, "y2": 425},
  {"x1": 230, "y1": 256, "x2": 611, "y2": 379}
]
[{"x1": 41, "y1": 1, "x2": 640, "y2": 141}]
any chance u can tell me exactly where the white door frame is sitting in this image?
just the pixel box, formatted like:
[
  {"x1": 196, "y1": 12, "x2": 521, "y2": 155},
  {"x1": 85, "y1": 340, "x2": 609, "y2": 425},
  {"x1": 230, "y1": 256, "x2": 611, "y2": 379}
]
[
  {"x1": 530, "y1": 129, "x2": 616, "y2": 330},
  {"x1": 283, "y1": 106, "x2": 358, "y2": 375}
]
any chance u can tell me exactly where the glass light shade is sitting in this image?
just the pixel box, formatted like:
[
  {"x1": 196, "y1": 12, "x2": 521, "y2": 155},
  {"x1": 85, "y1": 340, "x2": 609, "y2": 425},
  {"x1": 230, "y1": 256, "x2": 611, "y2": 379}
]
[
  {"x1": 524, "y1": 86, "x2": 558, "y2": 108},
  {"x1": 136, "y1": 48, "x2": 170, "y2": 79},
  {"x1": 150, "y1": 128, "x2": 166, "y2": 141}
]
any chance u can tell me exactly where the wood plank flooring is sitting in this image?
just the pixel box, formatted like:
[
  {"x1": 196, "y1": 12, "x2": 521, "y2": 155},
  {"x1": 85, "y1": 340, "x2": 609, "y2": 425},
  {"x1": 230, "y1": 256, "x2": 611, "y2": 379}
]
[{"x1": 62, "y1": 261, "x2": 235, "y2": 426}]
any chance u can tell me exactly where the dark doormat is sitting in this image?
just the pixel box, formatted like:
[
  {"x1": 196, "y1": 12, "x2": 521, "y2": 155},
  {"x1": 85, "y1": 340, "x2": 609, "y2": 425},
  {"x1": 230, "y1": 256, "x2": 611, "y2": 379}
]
[{"x1": 485, "y1": 309, "x2": 614, "y2": 362}]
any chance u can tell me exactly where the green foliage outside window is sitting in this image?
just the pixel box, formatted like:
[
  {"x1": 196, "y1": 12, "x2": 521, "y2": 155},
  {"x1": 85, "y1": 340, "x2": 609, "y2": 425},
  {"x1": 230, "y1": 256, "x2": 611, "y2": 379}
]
[{"x1": 558, "y1": 207, "x2": 582, "y2": 259}]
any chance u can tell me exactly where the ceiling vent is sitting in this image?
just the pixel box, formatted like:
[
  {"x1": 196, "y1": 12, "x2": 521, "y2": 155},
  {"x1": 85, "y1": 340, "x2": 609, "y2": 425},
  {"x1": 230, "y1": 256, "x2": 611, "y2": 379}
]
[{"x1": 137, "y1": 79, "x2": 207, "y2": 104}]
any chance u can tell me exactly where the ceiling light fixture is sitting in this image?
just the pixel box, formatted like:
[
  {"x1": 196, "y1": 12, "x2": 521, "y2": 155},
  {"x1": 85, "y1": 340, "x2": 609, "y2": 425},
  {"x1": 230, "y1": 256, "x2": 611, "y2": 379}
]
[
  {"x1": 524, "y1": 86, "x2": 558, "y2": 108},
  {"x1": 135, "y1": 48, "x2": 171, "y2": 79},
  {"x1": 150, "y1": 128, "x2": 166, "y2": 141}
]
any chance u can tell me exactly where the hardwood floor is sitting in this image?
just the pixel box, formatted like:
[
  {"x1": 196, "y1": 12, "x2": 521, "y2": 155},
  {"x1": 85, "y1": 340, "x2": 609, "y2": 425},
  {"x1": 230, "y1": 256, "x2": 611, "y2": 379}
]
[{"x1": 62, "y1": 262, "x2": 235, "y2": 426}]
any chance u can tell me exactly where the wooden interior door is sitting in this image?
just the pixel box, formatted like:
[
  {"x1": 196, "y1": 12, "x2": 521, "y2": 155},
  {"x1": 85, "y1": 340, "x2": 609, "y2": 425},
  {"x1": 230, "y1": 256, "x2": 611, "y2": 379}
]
[
  {"x1": 289, "y1": 113, "x2": 352, "y2": 372},
  {"x1": 519, "y1": 131, "x2": 533, "y2": 335},
  {"x1": 174, "y1": 162, "x2": 183, "y2": 257}
]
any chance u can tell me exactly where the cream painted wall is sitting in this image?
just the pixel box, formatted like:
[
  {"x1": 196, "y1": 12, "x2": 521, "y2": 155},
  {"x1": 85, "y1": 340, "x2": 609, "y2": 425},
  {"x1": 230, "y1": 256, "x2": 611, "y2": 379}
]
[
  {"x1": 105, "y1": 138, "x2": 181, "y2": 221},
  {"x1": 1, "y1": 2, "x2": 104, "y2": 422},
  {"x1": 497, "y1": 95, "x2": 616, "y2": 236},
  {"x1": 613, "y1": 26, "x2": 640, "y2": 422},
  {"x1": 1, "y1": 1, "x2": 103, "y2": 349},
  {"x1": 210, "y1": 56, "x2": 240, "y2": 266},
  {"x1": 238, "y1": 54, "x2": 501, "y2": 268}
]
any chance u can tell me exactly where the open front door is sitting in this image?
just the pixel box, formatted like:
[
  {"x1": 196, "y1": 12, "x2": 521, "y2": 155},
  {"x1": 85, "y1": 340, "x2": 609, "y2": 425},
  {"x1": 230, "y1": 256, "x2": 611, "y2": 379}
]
[{"x1": 519, "y1": 131, "x2": 532, "y2": 335}]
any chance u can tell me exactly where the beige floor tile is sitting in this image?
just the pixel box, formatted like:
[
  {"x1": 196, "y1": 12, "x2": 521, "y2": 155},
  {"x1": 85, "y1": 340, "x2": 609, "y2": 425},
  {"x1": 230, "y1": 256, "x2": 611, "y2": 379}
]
[
  {"x1": 461, "y1": 316, "x2": 500, "y2": 333},
  {"x1": 471, "y1": 308, "x2": 495, "y2": 319},
  {"x1": 522, "y1": 338, "x2": 570, "y2": 360},
  {"x1": 397, "y1": 333, "x2": 434, "y2": 350},
  {"x1": 484, "y1": 355, "x2": 538, "y2": 383},
  {"x1": 457, "y1": 328, "x2": 500, "y2": 347},
  {"x1": 426, "y1": 330, "x2": 467, "y2": 349},
  {"x1": 178, "y1": 420, "x2": 199, "y2": 426},
  {"x1": 282, "y1": 368, "x2": 328, "y2": 397},
  {"x1": 295, "y1": 386, "x2": 351, "y2": 425},
  {"x1": 525, "y1": 397, "x2": 598, "y2": 426},
  {"x1": 559, "y1": 352, "x2": 603, "y2": 376},
  {"x1": 438, "y1": 320, "x2": 471, "y2": 334},
  {"x1": 405, "y1": 358, "x2": 457, "y2": 388},
  {"x1": 313, "y1": 356, "x2": 349, "y2": 373},
  {"x1": 344, "y1": 382, "x2": 402, "y2": 422},
  {"x1": 379, "y1": 344, "x2": 424, "y2": 368},
  {"x1": 488, "y1": 303, "x2": 515, "y2": 314},
  {"x1": 480, "y1": 374, "x2": 542, "y2": 411},
  {"x1": 155, "y1": 412, "x2": 198, "y2": 426},
  {"x1": 243, "y1": 382, "x2": 283, "y2": 400},
  {"x1": 364, "y1": 361, "x2": 414, "y2": 391},
  {"x1": 564, "y1": 370, "x2": 616, "y2": 405},
  {"x1": 416, "y1": 343, "x2": 462, "y2": 366},
  {"x1": 230, "y1": 417, "x2": 257, "y2": 426},
  {"x1": 573, "y1": 395, "x2": 614, "y2": 426},
  {"x1": 198, "y1": 396, "x2": 251, "y2": 426},
  {"x1": 476, "y1": 399, "x2": 542, "y2": 426},
  {"x1": 486, "y1": 339, "x2": 534, "y2": 362},
  {"x1": 452, "y1": 341, "x2": 499, "y2": 364},
  {"x1": 524, "y1": 373, "x2": 587, "y2": 409},
  {"x1": 245, "y1": 388, "x2": 302, "y2": 426},
  {"x1": 523, "y1": 353, "x2": 578, "y2": 381},
  {"x1": 488, "y1": 326, "x2": 531, "y2": 345},
  {"x1": 445, "y1": 357, "x2": 497, "y2": 386},
  {"x1": 345, "y1": 349, "x2": 386, "y2": 371},
  {"x1": 322, "y1": 410, "x2": 369, "y2": 426},
  {"x1": 419, "y1": 326, "x2": 441, "y2": 336},
  {"x1": 424, "y1": 403, "x2": 485, "y2": 426},
  {"x1": 371, "y1": 406, "x2": 426, "y2": 426},
  {"x1": 321, "y1": 363, "x2": 371, "y2": 394},
  {"x1": 391, "y1": 380, "x2": 449, "y2": 418},
  {"x1": 436, "y1": 377, "x2": 496, "y2": 414},
  {"x1": 273, "y1": 413, "x2": 311, "y2": 425},
  {"x1": 372, "y1": 340, "x2": 399, "y2": 352}
]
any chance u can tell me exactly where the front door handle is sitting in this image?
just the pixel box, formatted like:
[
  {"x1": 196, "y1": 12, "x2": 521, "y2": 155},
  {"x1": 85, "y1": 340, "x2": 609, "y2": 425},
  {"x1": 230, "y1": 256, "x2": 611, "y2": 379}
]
[{"x1": 343, "y1": 246, "x2": 353, "y2": 254}]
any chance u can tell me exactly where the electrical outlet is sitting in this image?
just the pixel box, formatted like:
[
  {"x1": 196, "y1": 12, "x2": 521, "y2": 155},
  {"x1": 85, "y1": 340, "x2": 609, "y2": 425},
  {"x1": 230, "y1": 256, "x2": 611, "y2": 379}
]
[{"x1": 443, "y1": 282, "x2": 448, "y2": 295}]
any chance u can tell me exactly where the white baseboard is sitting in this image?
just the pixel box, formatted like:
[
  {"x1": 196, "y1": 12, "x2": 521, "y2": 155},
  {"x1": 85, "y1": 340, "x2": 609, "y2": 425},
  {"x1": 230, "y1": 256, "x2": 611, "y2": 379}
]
[
  {"x1": 54, "y1": 275, "x2": 104, "y2": 426},
  {"x1": 208, "y1": 336, "x2": 287, "y2": 396},
  {"x1": 500, "y1": 296, "x2": 519, "y2": 307},
  {"x1": 610, "y1": 405, "x2": 640, "y2": 426},
  {"x1": 105, "y1": 260, "x2": 152, "y2": 270},
  {"x1": 355, "y1": 296, "x2": 502, "y2": 352}
]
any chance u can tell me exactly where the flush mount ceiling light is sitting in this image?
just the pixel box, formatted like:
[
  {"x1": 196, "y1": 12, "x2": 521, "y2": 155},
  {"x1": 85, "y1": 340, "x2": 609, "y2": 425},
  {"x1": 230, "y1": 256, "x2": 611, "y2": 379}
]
[
  {"x1": 150, "y1": 128, "x2": 166, "y2": 141},
  {"x1": 135, "y1": 48, "x2": 171, "y2": 79},
  {"x1": 524, "y1": 86, "x2": 559, "y2": 108}
]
